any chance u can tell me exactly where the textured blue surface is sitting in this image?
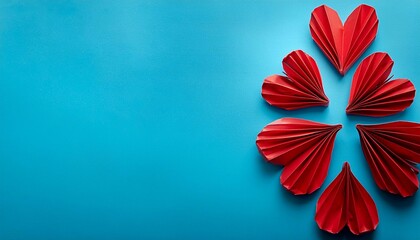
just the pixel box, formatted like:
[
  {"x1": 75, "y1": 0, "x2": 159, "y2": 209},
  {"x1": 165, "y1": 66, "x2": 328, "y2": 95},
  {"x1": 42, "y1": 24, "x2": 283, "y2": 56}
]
[{"x1": 0, "y1": 1, "x2": 420, "y2": 239}]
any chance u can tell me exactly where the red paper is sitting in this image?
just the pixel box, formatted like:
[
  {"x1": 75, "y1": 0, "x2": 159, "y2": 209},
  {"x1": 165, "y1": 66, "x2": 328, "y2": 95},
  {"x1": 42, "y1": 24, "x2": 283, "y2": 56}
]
[
  {"x1": 256, "y1": 118, "x2": 341, "y2": 195},
  {"x1": 357, "y1": 121, "x2": 420, "y2": 197},
  {"x1": 262, "y1": 50, "x2": 329, "y2": 110},
  {"x1": 316, "y1": 162, "x2": 379, "y2": 235},
  {"x1": 310, "y1": 4, "x2": 378, "y2": 75},
  {"x1": 346, "y1": 52, "x2": 415, "y2": 117}
]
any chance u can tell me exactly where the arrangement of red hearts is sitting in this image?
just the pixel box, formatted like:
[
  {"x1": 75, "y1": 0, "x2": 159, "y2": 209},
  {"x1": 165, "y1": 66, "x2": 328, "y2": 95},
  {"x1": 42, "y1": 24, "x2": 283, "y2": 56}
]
[{"x1": 256, "y1": 4, "x2": 419, "y2": 235}]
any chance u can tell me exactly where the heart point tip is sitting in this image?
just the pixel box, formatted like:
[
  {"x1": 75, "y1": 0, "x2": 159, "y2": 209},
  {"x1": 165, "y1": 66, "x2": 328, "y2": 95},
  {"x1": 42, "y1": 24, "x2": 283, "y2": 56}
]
[{"x1": 343, "y1": 162, "x2": 350, "y2": 169}]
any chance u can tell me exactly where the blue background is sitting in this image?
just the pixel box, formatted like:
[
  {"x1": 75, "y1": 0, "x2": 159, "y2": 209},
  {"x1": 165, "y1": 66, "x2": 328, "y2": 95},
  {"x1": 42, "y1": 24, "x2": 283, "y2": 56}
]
[{"x1": 0, "y1": 0, "x2": 419, "y2": 239}]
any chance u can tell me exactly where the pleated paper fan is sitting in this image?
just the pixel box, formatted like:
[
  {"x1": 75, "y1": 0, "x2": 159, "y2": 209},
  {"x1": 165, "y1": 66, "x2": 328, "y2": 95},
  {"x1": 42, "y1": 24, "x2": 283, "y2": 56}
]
[
  {"x1": 310, "y1": 4, "x2": 378, "y2": 75},
  {"x1": 256, "y1": 118, "x2": 341, "y2": 195},
  {"x1": 262, "y1": 50, "x2": 329, "y2": 110},
  {"x1": 255, "y1": 3, "x2": 420, "y2": 236},
  {"x1": 346, "y1": 52, "x2": 415, "y2": 117},
  {"x1": 357, "y1": 121, "x2": 420, "y2": 197},
  {"x1": 316, "y1": 162, "x2": 379, "y2": 235}
]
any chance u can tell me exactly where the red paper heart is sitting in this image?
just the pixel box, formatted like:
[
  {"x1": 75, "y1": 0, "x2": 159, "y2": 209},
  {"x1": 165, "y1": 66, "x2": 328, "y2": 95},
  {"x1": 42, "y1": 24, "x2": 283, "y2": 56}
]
[
  {"x1": 256, "y1": 118, "x2": 341, "y2": 195},
  {"x1": 316, "y1": 162, "x2": 379, "y2": 235},
  {"x1": 262, "y1": 50, "x2": 329, "y2": 110},
  {"x1": 357, "y1": 121, "x2": 420, "y2": 197},
  {"x1": 310, "y1": 4, "x2": 378, "y2": 75},
  {"x1": 346, "y1": 52, "x2": 415, "y2": 117}
]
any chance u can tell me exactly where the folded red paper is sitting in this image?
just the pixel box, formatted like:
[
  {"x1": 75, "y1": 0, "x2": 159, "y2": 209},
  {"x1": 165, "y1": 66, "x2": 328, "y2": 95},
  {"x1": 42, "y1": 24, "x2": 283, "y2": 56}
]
[
  {"x1": 310, "y1": 4, "x2": 378, "y2": 75},
  {"x1": 256, "y1": 118, "x2": 341, "y2": 195},
  {"x1": 357, "y1": 121, "x2": 420, "y2": 197},
  {"x1": 346, "y1": 52, "x2": 415, "y2": 117},
  {"x1": 316, "y1": 162, "x2": 379, "y2": 235},
  {"x1": 262, "y1": 50, "x2": 329, "y2": 110}
]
